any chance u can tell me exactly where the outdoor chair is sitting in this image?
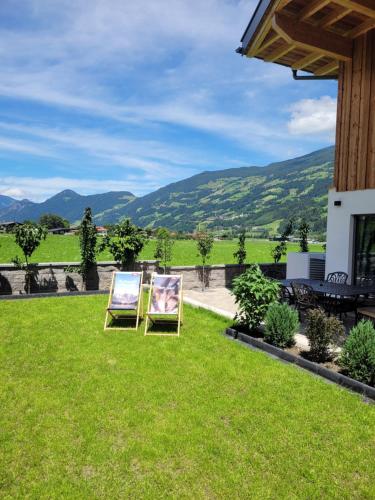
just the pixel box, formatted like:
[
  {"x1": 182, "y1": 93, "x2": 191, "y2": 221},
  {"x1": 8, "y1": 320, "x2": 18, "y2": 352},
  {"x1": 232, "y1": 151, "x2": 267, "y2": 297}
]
[
  {"x1": 324, "y1": 271, "x2": 357, "y2": 318},
  {"x1": 357, "y1": 306, "x2": 375, "y2": 323},
  {"x1": 326, "y1": 271, "x2": 348, "y2": 284},
  {"x1": 280, "y1": 285, "x2": 294, "y2": 305},
  {"x1": 357, "y1": 276, "x2": 375, "y2": 306},
  {"x1": 291, "y1": 282, "x2": 319, "y2": 320}
]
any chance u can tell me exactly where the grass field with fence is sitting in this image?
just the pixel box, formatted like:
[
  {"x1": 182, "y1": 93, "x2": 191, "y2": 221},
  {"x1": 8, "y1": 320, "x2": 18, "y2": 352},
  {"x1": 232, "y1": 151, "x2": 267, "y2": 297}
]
[{"x1": 0, "y1": 234, "x2": 324, "y2": 266}]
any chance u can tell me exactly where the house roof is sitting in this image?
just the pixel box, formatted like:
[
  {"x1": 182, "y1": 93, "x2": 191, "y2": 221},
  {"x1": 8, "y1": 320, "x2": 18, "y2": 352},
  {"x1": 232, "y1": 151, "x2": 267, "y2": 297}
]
[{"x1": 238, "y1": 0, "x2": 375, "y2": 76}]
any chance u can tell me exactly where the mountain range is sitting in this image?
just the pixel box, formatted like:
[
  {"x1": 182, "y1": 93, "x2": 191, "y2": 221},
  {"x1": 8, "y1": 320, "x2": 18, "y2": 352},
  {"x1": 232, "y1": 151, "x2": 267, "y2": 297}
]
[{"x1": 0, "y1": 146, "x2": 334, "y2": 235}]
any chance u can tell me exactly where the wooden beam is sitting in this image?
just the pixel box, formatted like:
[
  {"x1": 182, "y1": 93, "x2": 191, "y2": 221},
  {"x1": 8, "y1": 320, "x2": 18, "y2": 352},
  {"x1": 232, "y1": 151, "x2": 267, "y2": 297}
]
[
  {"x1": 299, "y1": 0, "x2": 330, "y2": 21},
  {"x1": 292, "y1": 52, "x2": 323, "y2": 69},
  {"x1": 332, "y1": 0, "x2": 375, "y2": 20},
  {"x1": 264, "y1": 43, "x2": 295, "y2": 61},
  {"x1": 246, "y1": 18, "x2": 272, "y2": 57},
  {"x1": 246, "y1": 0, "x2": 294, "y2": 57},
  {"x1": 315, "y1": 61, "x2": 339, "y2": 75},
  {"x1": 318, "y1": 7, "x2": 351, "y2": 29},
  {"x1": 272, "y1": 12, "x2": 353, "y2": 61},
  {"x1": 258, "y1": 34, "x2": 281, "y2": 53},
  {"x1": 346, "y1": 19, "x2": 375, "y2": 38},
  {"x1": 277, "y1": 0, "x2": 294, "y2": 9}
]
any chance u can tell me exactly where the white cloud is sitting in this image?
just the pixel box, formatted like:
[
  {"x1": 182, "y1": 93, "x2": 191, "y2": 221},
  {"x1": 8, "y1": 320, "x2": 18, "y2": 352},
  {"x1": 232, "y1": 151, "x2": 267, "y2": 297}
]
[
  {"x1": 0, "y1": 137, "x2": 54, "y2": 157},
  {"x1": 287, "y1": 96, "x2": 337, "y2": 138},
  {"x1": 0, "y1": 0, "x2": 337, "y2": 198}
]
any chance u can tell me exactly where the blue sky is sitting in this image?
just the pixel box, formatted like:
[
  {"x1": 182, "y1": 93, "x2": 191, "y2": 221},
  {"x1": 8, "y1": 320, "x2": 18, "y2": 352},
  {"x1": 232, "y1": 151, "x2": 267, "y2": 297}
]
[{"x1": 0, "y1": 0, "x2": 337, "y2": 202}]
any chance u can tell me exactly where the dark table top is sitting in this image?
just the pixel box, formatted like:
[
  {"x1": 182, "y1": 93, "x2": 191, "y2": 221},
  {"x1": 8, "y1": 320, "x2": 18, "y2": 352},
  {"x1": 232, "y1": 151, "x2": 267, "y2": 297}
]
[{"x1": 280, "y1": 278, "x2": 375, "y2": 297}]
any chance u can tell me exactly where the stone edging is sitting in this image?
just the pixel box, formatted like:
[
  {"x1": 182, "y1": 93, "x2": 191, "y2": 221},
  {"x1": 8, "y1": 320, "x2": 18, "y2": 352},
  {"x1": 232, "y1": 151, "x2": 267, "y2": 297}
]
[{"x1": 225, "y1": 327, "x2": 375, "y2": 401}]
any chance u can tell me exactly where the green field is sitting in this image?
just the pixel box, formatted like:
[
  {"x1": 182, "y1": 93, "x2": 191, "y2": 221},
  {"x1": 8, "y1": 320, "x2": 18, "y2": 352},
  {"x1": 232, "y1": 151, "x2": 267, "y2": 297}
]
[
  {"x1": 0, "y1": 234, "x2": 324, "y2": 266},
  {"x1": 0, "y1": 295, "x2": 373, "y2": 497}
]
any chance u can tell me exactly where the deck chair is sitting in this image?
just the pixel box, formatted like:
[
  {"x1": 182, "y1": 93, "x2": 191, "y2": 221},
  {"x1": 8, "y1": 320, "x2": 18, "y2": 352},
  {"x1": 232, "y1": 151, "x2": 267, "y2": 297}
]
[
  {"x1": 144, "y1": 273, "x2": 183, "y2": 336},
  {"x1": 104, "y1": 271, "x2": 143, "y2": 330}
]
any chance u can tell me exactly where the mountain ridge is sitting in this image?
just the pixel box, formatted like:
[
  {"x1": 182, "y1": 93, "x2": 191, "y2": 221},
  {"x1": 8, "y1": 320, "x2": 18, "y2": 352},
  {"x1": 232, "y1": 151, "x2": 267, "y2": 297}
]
[{"x1": 0, "y1": 146, "x2": 334, "y2": 234}]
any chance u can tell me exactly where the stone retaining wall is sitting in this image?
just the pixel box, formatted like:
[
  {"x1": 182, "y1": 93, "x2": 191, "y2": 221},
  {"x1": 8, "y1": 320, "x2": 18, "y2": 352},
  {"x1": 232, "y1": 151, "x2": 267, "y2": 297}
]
[
  {"x1": 166, "y1": 263, "x2": 286, "y2": 290},
  {"x1": 0, "y1": 261, "x2": 286, "y2": 295}
]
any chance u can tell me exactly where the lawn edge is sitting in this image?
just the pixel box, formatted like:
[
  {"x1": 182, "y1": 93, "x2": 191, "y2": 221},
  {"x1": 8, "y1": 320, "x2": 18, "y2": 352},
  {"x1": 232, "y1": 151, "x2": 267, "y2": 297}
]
[{"x1": 225, "y1": 327, "x2": 375, "y2": 401}]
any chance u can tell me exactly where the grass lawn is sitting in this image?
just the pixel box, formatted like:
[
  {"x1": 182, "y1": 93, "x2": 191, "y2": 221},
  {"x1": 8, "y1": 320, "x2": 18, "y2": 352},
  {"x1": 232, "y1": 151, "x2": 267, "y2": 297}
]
[
  {"x1": 0, "y1": 295, "x2": 374, "y2": 498},
  {"x1": 0, "y1": 234, "x2": 324, "y2": 266}
]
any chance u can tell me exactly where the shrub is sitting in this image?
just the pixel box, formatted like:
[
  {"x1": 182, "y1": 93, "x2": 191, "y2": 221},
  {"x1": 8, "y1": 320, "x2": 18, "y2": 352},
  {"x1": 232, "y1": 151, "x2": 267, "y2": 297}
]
[
  {"x1": 12, "y1": 223, "x2": 48, "y2": 294},
  {"x1": 233, "y1": 230, "x2": 246, "y2": 265},
  {"x1": 305, "y1": 308, "x2": 344, "y2": 362},
  {"x1": 231, "y1": 265, "x2": 280, "y2": 331},
  {"x1": 196, "y1": 230, "x2": 214, "y2": 291},
  {"x1": 264, "y1": 302, "x2": 299, "y2": 348},
  {"x1": 154, "y1": 227, "x2": 174, "y2": 273},
  {"x1": 79, "y1": 207, "x2": 97, "y2": 290},
  {"x1": 298, "y1": 218, "x2": 310, "y2": 253},
  {"x1": 100, "y1": 219, "x2": 148, "y2": 270},
  {"x1": 339, "y1": 320, "x2": 375, "y2": 386}
]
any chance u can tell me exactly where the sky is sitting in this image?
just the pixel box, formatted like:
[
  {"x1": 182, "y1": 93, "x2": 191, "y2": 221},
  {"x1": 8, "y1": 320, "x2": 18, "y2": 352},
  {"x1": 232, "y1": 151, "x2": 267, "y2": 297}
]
[{"x1": 0, "y1": 0, "x2": 338, "y2": 202}]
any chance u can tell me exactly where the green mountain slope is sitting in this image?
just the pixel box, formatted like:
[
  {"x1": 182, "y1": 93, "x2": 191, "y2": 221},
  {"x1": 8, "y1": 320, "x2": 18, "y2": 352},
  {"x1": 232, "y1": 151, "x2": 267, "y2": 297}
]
[
  {"x1": 0, "y1": 146, "x2": 334, "y2": 234},
  {"x1": 110, "y1": 146, "x2": 334, "y2": 234}
]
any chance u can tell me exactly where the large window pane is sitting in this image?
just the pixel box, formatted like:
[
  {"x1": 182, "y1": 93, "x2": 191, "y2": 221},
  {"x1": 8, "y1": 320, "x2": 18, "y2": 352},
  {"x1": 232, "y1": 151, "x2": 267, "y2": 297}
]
[{"x1": 354, "y1": 215, "x2": 375, "y2": 283}]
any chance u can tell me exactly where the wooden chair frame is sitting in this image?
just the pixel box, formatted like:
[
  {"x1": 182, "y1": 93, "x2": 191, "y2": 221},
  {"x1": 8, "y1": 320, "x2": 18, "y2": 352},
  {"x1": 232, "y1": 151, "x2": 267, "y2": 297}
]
[
  {"x1": 144, "y1": 273, "x2": 183, "y2": 337},
  {"x1": 104, "y1": 271, "x2": 143, "y2": 331}
]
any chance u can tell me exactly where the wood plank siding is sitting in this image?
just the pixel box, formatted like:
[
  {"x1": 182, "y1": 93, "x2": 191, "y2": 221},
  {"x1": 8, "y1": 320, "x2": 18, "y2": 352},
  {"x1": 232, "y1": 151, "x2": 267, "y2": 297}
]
[{"x1": 335, "y1": 29, "x2": 375, "y2": 191}]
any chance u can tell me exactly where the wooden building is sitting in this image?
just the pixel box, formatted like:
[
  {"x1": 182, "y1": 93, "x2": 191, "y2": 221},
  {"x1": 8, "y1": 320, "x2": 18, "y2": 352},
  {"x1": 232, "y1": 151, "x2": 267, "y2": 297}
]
[{"x1": 238, "y1": 0, "x2": 375, "y2": 283}]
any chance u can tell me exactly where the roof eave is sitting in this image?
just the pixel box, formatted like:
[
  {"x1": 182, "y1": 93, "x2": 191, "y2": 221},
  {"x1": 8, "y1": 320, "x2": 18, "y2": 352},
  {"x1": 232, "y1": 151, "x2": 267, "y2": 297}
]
[{"x1": 240, "y1": 0, "x2": 275, "y2": 53}]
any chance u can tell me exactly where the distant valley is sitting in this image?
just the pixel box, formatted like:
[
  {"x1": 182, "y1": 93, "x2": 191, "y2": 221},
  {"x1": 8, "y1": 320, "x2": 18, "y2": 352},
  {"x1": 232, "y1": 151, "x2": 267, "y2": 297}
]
[{"x1": 0, "y1": 146, "x2": 334, "y2": 235}]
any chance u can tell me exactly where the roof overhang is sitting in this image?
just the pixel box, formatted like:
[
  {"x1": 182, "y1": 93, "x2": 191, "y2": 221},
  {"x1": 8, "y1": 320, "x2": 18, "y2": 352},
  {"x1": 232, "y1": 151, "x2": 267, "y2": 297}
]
[{"x1": 239, "y1": 0, "x2": 375, "y2": 76}]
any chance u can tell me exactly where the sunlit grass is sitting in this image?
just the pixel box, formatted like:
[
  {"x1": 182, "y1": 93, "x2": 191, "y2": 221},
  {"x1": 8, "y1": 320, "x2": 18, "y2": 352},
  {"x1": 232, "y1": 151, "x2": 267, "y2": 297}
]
[{"x1": 0, "y1": 295, "x2": 374, "y2": 497}]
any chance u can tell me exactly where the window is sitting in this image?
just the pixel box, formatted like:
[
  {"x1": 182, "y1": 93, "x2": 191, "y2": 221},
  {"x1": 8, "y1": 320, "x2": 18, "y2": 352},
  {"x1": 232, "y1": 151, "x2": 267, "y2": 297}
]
[{"x1": 354, "y1": 215, "x2": 375, "y2": 283}]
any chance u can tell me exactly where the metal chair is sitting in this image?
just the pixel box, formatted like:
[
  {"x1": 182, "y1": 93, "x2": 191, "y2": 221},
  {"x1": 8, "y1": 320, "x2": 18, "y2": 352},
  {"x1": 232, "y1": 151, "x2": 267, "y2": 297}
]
[
  {"x1": 280, "y1": 285, "x2": 294, "y2": 305},
  {"x1": 291, "y1": 282, "x2": 319, "y2": 320},
  {"x1": 326, "y1": 271, "x2": 348, "y2": 284},
  {"x1": 357, "y1": 275, "x2": 375, "y2": 308}
]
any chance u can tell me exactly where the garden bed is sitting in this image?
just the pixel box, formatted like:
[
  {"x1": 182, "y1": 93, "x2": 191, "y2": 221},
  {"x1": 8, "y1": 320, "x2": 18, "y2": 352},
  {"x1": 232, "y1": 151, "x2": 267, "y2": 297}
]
[{"x1": 225, "y1": 327, "x2": 375, "y2": 401}]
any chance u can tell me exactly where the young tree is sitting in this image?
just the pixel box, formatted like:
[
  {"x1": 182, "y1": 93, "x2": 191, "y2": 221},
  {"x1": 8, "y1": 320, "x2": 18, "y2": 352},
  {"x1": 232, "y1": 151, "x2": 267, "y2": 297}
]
[
  {"x1": 271, "y1": 218, "x2": 294, "y2": 263},
  {"x1": 79, "y1": 207, "x2": 97, "y2": 290},
  {"x1": 298, "y1": 218, "x2": 310, "y2": 253},
  {"x1": 154, "y1": 227, "x2": 174, "y2": 273},
  {"x1": 234, "y1": 229, "x2": 246, "y2": 265},
  {"x1": 39, "y1": 213, "x2": 69, "y2": 229},
  {"x1": 101, "y1": 219, "x2": 148, "y2": 270},
  {"x1": 196, "y1": 230, "x2": 214, "y2": 291},
  {"x1": 12, "y1": 223, "x2": 48, "y2": 293}
]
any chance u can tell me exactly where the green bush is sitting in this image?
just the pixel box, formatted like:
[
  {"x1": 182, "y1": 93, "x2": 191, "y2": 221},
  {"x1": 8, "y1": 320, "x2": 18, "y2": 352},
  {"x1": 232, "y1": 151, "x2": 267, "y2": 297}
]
[
  {"x1": 264, "y1": 302, "x2": 299, "y2": 348},
  {"x1": 305, "y1": 308, "x2": 344, "y2": 362},
  {"x1": 339, "y1": 320, "x2": 375, "y2": 386},
  {"x1": 231, "y1": 265, "x2": 280, "y2": 331}
]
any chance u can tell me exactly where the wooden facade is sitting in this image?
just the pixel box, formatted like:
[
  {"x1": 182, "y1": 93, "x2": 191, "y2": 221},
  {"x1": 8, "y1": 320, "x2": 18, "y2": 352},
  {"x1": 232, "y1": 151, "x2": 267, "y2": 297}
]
[{"x1": 335, "y1": 29, "x2": 375, "y2": 191}]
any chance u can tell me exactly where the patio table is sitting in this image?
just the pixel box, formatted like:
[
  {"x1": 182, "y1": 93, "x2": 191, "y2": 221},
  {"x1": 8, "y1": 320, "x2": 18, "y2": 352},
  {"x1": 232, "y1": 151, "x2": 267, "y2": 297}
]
[
  {"x1": 280, "y1": 278, "x2": 375, "y2": 319},
  {"x1": 280, "y1": 278, "x2": 375, "y2": 298}
]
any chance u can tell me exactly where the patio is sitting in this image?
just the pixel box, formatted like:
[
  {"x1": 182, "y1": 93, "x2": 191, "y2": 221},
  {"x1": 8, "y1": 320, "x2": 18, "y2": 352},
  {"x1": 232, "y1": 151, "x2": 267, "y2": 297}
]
[{"x1": 184, "y1": 286, "x2": 311, "y2": 349}]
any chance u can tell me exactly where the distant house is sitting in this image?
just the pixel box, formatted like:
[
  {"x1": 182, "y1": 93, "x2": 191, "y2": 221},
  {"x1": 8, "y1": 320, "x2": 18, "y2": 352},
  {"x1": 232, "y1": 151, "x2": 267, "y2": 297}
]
[
  {"x1": 238, "y1": 0, "x2": 375, "y2": 283},
  {"x1": 48, "y1": 227, "x2": 71, "y2": 235},
  {"x1": 96, "y1": 226, "x2": 107, "y2": 235}
]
